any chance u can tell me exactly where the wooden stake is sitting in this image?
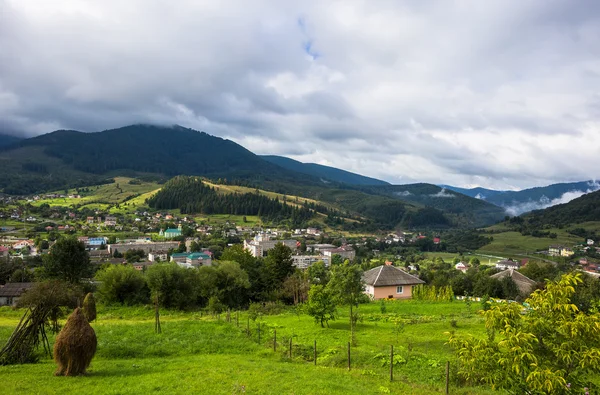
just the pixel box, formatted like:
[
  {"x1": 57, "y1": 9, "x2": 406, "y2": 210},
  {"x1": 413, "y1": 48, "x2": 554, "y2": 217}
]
[
  {"x1": 257, "y1": 323, "x2": 261, "y2": 344},
  {"x1": 390, "y1": 345, "x2": 394, "y2": 382},
  {"x1": 314, "y1": 340, "x2": 317, "y2": 366},
  {"x1": 445, "y1": 361, "x2": 450, "y2": 394},
  {"x1": 289, "y1": 338, "x2": 292, "y2": 358},
  {"x1": 347, "y1": 342, "x2": 351, "y2": 370},
  {"x1": 274, "y1": 329, "x2": 277, "y2": 352}
]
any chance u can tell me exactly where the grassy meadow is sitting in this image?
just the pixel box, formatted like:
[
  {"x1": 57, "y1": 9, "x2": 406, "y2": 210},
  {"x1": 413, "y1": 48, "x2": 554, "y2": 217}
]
[{"x1": 0, "y1": 300, "x2": 494, "y2": 394}]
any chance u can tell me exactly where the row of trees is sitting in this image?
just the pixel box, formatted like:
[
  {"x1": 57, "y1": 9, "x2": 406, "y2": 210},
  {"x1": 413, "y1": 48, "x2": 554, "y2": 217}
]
[{"x1": 147, "y1": 176, "x2": 314, "y2": 226}]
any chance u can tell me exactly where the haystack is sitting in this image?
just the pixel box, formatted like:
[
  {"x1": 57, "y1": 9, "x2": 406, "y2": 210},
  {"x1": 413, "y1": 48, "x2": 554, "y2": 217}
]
[
  {"x1": 53, "y1": 308, "x2": 97, "y2": 376},
  {"x1": 82, "y1": 293, "x2": 97, "y2": 322}
]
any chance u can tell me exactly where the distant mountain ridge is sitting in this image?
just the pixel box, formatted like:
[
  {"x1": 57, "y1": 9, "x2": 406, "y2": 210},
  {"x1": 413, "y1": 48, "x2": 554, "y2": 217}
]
[
  {"x1": 443, "y1": 181, "x2": 600, "y2": 215},
  {"x1": 0, "y1": 124, "x2": 518, "y2": 228},
  {"x1": 261, "y1": 155, "x2": 389, "y2": 186},
  {"x1": 0, "y1": 134, "x2": 22, "y2": 148}
]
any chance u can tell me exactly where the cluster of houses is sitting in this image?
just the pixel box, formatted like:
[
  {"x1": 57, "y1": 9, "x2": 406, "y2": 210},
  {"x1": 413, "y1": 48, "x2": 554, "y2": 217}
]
[{"x1": 382, "y1": 231, "x2": 441, "y2": 245}]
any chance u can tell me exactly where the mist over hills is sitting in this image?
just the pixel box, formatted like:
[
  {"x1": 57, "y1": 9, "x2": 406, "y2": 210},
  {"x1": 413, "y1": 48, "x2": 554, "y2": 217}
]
[{"x1": 443, "y1": 181, "x2": 600, "y2": 216}]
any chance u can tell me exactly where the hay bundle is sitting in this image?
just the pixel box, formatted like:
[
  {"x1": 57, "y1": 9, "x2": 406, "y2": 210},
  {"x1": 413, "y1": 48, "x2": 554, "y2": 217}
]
[
  {"x1": 53, "y1": 308, "x2": 97, "y2": 376},
  {"x1": 82, "y1": 293, "x2": 96, "y2": 322}
]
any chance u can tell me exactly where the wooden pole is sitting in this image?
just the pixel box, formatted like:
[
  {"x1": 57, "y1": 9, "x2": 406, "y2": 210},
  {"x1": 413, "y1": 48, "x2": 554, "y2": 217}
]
[
  {"x1": 154, "y1": 294, "x2": 161, "y2": 334},
  {"x1": 247, "y1": 317, "x2": 250, "y2": 336},
  {"x1": 347, "y1": 342, "x2": 351, "y2": 370},
  {"x1": 390, "y1": 345, "x2": 394, "y2": 382},
  {"x1": 236, "y1": 311, "x2": 239, "y2": 327},
  {"x1": 273, "y1": 329, "x2": 277, "y2": 352},
  {"x1": 258, "y1": 323, "x2": 261, "y2": 344},
  {"x1": 445, "y1": 361, "x2": 450, "y2": 394},
  {"x1": 289, "y1": 338, "x2": 292, "y2": 359},
  {"x1": 314, "y1": 340, "x2": 317, "y2": 365}
]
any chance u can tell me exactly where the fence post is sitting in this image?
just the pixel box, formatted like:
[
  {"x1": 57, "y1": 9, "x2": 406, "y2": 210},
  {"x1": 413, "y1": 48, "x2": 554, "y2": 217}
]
[
  {"x1": 236, "y1": 311, "x2": 239, "y2": 327},
  {"x1": 274, "y1": 329, "x2": 277, "y2": 352},
  {"x1": 289, "y1": 338, "x2": 292, "y2": 359},
  {"x1": 247, "y1": 317, "x2": 250, "y2": 336},
  {"x1": 390, "y1": 345, "x2": 394, "y2": 382},
  {"x1": 347, "y1": 342, "x2": 351, "y2": 370},
  {"x1": 258, "y1": 323, "x2": 261, "y2": 344},
  {"x1": 445, "y1": 361, "x2": 450, "y2": 394},
  {"x1": 314, "y1": 340, "x2": 317, "y2": 366}
]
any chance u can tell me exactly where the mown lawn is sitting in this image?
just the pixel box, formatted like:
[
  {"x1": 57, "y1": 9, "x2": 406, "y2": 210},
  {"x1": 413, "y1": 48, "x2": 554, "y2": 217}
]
[{"x1": 0, "y1": 301, "x2": 494, "y2": 394}]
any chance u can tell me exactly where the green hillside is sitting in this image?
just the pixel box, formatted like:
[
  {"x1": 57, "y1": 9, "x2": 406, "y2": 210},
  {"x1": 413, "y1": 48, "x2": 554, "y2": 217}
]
[
  {"x1": 526, "y1": 189, "x2": 600, "y2": 226},
  {"x1": 358, "y1": 184, "x2": 506, "y2": 227},
  {"x1": 261, "y1": 155, "x2": 389, "y2": 186},
  {"x1": 0, "y1": 125, "x2": 504, "y2": 229}
]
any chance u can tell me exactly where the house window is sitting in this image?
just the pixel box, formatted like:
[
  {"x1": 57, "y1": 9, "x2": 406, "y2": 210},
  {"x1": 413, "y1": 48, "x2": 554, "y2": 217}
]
[{"x1": 396, "y1": 286, "x2": 403, "y2": 294}]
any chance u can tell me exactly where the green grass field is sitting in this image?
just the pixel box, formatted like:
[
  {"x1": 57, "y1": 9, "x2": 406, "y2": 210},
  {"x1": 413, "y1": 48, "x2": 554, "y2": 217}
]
[
  {"x1": 478, "y1": 229, "x2": 582, "y2": 256},
  {"x1": 0, "y1": 301, "x2": 493, "y2": 394}
]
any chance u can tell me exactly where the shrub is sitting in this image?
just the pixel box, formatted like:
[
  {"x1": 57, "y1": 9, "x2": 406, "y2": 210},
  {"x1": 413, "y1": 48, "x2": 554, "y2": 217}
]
[{"x1": 82, "y1": 293, "x2": 97, "y2": 322}]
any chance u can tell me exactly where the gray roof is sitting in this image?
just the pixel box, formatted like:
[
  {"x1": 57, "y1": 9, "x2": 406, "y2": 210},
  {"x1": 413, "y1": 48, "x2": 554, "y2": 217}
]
[
  {"x1": 491, "y1": 269, "x2": 536, "y2": 295},
  {"x1": 0, "y1": 282, "x2": 35, "y2": 297},
  {"x1": 363, "y1": 265, "x2": 425, "y2": 287}
]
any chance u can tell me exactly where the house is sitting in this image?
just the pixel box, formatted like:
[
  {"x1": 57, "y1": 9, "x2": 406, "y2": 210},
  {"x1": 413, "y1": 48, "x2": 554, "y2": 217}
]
[
  {"x1": 13, "y1": 240, "x2": 35, "y2": 250},
  {"x1": 561, "y1": 247, "x2": 574, "y2": 257},
  {"x1": 455, "y1": 262, "x2": 468, "y2": 273},
  {"x1": 587, "y1": 239, "x2": 595, "y2": 246},
  {"x1": 105, "y1": 216, "x2": 117, "y2": 226},
  {"x1": 132, "y1": 261, "x2": 154, "y2": 271},
  {"x1": 433, "y1": 236, "x2": 441, "y2": 245},
  {"x1": 186, "y1": 252, "x2": 212, "y2": 267},
  {"x1": 291, "y1": 255, "x2": 329, "y2": 269},
  {"x1": 363, "y1": 264, "x2": 425, "y2": 300},
  {"x1": 148, "y1": 251, "x2": 168, "y2": 262},
  {"x1": 491, "y1": 269, "x2": 537, "y2": 297},
  {"x1": 87, "y1": 216, "x2": 95, "y2": 224},
  {"x1": 322, "y1": 245, "x2": 356, "y2": 261},
  {"x1": 0, "y1": 282, "x2": 35, "y2": 306},
  {"x1": 496, "y1": 259, "x2": 521, "y2": 270},
  {"x1": 243, "y1": 235, "x2": 297, "y2": 258},
  {"x1": 0, "y1": 246, "x2": 9, "y2": 257},
  {"x1": 160, "y1": 225, "x2": 182, "y2": 239},
  {"x1": 548, "y1": 245, "x2": 562, "y2": 256}
]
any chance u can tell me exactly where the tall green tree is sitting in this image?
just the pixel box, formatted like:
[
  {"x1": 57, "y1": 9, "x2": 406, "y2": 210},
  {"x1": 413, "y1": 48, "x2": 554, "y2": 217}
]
[
  {"x1": 263, "y1": 243, "x2": 294, "y2": 291},
  {"x1": 449, "y1": 273, "x2": 600, "y2": 394},
  {"x1": 326, "y1": 262, "x2": 364, "y2": 343},
  {"x1": 40, "y1": 236, "x2": 92, "y2": 283},
  {"x1": 306, "y1": 284, "x2": 336, "y2": 327},
  {"x1": 95, "y1": 265, "x2": 149, "y2": 305}
]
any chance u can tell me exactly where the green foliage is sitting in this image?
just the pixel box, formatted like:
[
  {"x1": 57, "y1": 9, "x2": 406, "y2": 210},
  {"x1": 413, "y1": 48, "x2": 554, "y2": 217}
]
[
  {"x1": 39, "y1": 236, "x2": 92, "y2": 283},
  {"x1": 148, "y1": 176, "x2": 314, "y2": 226},
  {"x1": 449, "y1": 273, "x2": 600, "y2": 394},
  {"x1": 263, "y1": 243, "x2": 294, "y2": 292},
  {"x1": 305, "y1": 285, "x2": 337, "y2": 327},
  {"x1": 146, "y1": 264, "x2": 200, "y2": 310},
  {"x1": 95, "y1": 265, "x2": 150, "y2": 306},
  {"x1": 412, "y1": 285, "x2": 454, "y2": 302}
]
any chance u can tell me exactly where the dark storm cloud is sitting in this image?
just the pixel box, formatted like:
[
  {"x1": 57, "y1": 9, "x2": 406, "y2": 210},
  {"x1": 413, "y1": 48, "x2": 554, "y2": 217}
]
[{"x1": 1, "y1": 0, "x2": 599, "y2": 189}]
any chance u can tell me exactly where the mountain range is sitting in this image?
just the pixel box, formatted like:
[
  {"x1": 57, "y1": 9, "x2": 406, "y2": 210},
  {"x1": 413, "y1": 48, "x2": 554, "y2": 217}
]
[
  {"x1": 0, "y1": 124, "x2": 595, "y2": 229},
  {"x1": 443, "y1": 181, "x2": 600, "y2": 216}
]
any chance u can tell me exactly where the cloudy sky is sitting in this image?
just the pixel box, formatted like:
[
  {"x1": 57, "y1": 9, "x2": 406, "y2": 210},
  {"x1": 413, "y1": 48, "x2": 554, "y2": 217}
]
[{"x1": 1, "y1": 0, "x2": 600, "y2": 189}]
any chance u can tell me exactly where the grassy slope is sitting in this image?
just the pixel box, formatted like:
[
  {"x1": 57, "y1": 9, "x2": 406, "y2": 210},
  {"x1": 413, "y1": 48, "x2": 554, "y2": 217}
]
[
  {"x1": 0, "y1": 302, "x2": 493, "y2": 395},
  {"x1": 477, "y1": 229, "x2": 582, "y2": 256}
]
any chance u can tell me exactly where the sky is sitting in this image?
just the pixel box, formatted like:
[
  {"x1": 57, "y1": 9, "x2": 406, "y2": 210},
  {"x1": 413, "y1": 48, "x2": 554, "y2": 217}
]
[{"x1": 1, "y1": 0, "x2": 600, "y2": 190}]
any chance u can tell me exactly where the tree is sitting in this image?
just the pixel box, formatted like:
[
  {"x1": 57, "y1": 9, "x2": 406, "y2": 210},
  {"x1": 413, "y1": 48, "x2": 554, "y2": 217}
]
[
  {"x1": 326, "y1": 262, "x2": 365, "y2": 344},
  {"x1": 40, "y1": 236, "x2": 92, "y2": 283},
  {"x1": 306, "y1": 284, "x2": 336, "y2": 327},
  {"x1": 449, "y1": 273, "x2": 600, "y2": 394},
  {"x1": 146, "y1": 263, "x2": 199, "y2": 310},
  {"x1": 95, "y1": 265, "x2": 150, "y2": 305},
  {"x1": 307, "y1": 261, "x2": 329, "y2": 285},
  {"x1": 263, "y1": 243, "x2": 294, "y2": 291}
]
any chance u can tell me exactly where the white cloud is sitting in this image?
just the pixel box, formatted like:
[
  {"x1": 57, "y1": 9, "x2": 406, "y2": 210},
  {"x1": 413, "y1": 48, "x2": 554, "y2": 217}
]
[
  {"x1": 430, "y1": 188, "x2": 456, "y2": 198},
  {"x1": 1, "y1": 0, "x2": 600, "y2": 188},
  {"x1": 504, "y1": 181, "x2": 600, "y2": 215}
]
